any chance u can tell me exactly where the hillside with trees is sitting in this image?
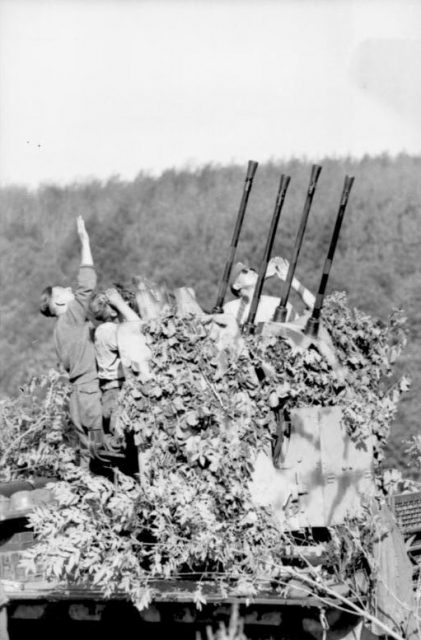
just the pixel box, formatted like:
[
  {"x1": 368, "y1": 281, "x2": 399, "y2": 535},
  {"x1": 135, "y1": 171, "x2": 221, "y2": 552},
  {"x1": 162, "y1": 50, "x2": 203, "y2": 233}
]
[{"x1": 1, "y1": 154, "x2": 420, "y2": 473}]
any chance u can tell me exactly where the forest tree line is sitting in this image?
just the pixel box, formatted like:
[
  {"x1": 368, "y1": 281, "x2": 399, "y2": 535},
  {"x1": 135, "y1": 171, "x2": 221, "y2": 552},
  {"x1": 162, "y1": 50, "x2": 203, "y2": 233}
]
[{"x1": 1, "y1": 154, "x2": 420, "y2": 472}]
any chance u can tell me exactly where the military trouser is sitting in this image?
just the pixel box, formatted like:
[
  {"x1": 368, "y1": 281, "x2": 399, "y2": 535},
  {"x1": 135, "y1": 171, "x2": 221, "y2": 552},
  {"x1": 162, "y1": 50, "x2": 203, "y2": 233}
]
[{"x1": 69, "y1": 380, "x2": 103, "y2": 466}]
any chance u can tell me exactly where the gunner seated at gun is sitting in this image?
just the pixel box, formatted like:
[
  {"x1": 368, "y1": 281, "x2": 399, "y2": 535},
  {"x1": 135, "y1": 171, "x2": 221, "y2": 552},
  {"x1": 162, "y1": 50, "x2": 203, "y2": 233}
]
[{"x1": 223, "y1": 257, "x2": 315, "y2": 325}]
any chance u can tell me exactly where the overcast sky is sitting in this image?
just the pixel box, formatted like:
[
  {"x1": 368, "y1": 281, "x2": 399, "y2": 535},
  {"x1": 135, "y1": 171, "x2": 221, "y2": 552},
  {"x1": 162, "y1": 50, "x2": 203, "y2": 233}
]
[{"x1": 0, "y1": 0, "x2": 420, "y2": 187}]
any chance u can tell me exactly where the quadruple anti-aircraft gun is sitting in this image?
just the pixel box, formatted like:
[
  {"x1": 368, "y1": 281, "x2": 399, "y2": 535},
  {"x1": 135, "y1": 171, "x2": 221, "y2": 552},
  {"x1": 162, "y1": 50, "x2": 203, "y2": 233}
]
[
  {"x1": 213, "y1": 160, "x2": 353, "y2": 334},
  {"x1": 212, "y1": 163, "x2": 421, "y2": 589},
  {"x1": 213, "y1": 161, "x2": 365, "y2": 530}
]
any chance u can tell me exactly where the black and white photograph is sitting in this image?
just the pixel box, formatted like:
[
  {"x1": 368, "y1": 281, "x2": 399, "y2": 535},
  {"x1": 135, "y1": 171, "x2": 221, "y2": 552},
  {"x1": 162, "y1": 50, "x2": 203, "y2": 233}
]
[{"x1": 0, "y1": 1, "x2": 421, "y2": 638}]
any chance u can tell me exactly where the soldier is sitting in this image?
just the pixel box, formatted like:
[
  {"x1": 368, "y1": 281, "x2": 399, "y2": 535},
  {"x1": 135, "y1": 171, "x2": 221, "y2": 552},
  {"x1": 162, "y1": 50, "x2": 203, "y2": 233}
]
[
  {"x1": 90, "y1": 287, "x2": 151, "y2": 435},
  {"x1": 224, "y1": 256, "x2": 315, "y2": 325},
  {"x1": 39, "y1": 217, "x2": 108, "y2": 463}
]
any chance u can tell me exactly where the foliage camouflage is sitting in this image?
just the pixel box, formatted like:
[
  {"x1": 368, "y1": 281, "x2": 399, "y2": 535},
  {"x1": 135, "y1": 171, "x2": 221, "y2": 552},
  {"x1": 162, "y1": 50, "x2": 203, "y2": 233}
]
[
  {"x1": 1, "y1": 292, "x2": 415, "y2": 618},
  {"x1": 0, "y1": 371, "x2": 73, "y2": 482}
]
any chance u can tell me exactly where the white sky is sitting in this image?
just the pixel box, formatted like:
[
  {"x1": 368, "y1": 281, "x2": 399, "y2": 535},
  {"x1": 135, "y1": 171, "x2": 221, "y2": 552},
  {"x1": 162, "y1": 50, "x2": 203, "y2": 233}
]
[{"x1": 0, "y1": 0, "x2": 420, "y2": 187}]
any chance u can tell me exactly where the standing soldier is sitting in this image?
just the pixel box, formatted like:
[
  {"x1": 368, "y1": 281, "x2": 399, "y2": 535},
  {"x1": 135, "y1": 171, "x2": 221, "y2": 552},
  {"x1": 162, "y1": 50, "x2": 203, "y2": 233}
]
[{"x1": 39, "y1": 217, "x2": 108, "y2": 464}]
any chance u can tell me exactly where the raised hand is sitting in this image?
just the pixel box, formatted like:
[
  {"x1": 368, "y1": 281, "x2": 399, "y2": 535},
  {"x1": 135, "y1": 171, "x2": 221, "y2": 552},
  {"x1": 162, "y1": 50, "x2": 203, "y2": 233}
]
[
  {"x1": 105, "y1": 287, "x2": 124, "y2": 308},
  {"x1": 267, "y1": 256, "x2": 289, "y2": 280},
  {"x1": 76, "y1": 216, "x2": 94, "y2": 266},
  {"x1": 76, "y1": 216, "x2": 89, "y2": 243},
  {"x1": 106, "y1": 287, "x2": 140, "y2": 322}
]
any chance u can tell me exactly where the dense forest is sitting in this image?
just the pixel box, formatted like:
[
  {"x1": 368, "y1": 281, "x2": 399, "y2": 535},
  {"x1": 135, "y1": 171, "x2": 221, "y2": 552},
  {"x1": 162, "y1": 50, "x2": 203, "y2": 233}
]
[{"x1": 1, "y1": 155, "x2": 420, "y2": 472}]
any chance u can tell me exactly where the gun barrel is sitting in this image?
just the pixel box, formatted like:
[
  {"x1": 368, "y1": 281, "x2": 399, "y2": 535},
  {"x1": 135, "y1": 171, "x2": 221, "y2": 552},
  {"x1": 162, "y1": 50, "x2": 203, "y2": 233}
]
[
  {"x1": 243, "y1": 173, "x2": 291, "y2": 333},
  {"x1": 273, "y1": 164, "x2": 322, "y2": 322},
  {"x1": 305, "y1": 174, "x2": 355, "y2": 338},
  {"x1": 212, "y1": 160, "x2": 259, "y2": 313}
]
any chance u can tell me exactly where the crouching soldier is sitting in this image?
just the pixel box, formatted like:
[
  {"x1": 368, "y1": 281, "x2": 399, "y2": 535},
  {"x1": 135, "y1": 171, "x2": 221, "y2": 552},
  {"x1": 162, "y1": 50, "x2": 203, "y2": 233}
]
[{"x1": 39, "y1": 216, "x2": 107, "y2": 465}]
